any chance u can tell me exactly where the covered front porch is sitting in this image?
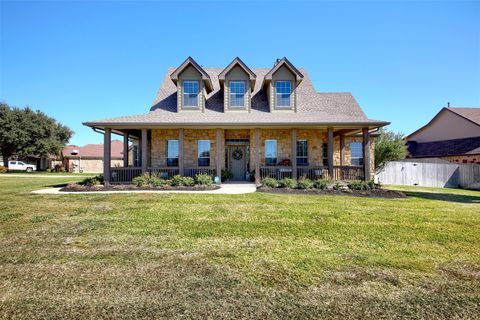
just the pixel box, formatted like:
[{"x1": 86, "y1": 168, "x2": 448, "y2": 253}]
[{"x1": 100, "y1": 127, "x2": 374, "y2": 185}]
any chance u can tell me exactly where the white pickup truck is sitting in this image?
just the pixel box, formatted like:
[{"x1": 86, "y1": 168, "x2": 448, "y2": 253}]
[{"x1": 8, "y1": 161, "x2": 37, "y2": 172}]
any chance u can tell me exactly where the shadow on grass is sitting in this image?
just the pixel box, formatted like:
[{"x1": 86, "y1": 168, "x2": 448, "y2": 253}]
[{"x1": 405, "y1": 191, "x2": 480, "y2": 204}]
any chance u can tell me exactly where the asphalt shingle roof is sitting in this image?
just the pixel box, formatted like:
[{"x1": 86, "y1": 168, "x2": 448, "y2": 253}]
[
  {"x1": 448, "y1": 107, "x2": 480, "y2": 126},
  {"x1": 407, "y1": 136, "x2": 480, "y2": 158},
  {"x1": 85, "y1": 67, "x2": 388, "y2": 127}
]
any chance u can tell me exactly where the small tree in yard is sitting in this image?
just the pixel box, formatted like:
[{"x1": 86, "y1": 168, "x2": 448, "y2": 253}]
[
  {"x1": 0, "y1": 103, "x2": 73, "y2": 167},
  {"x1": 374, "y1": 128, "x2": 407, "y2": 167}
]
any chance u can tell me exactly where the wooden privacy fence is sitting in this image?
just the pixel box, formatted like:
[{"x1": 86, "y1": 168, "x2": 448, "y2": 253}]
[{"x1": 376, "y1": 161, "x2": 480, "y2": 190}]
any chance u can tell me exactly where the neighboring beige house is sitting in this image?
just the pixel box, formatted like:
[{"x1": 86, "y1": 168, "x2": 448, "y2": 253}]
[
  {"x1": 62, "y1": 141, "x2": 125, "y2": 173},
  {"x1": 406, "y1": 106, "x2": 480, "y2": 164},
  {"x1": 83, "y1": 57, "x2": 389, "y2": 184}
]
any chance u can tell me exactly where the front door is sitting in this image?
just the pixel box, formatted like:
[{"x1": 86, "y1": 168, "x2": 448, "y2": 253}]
[{"x1": 229, "y1": 146, "x2": 246, "y2": 181}]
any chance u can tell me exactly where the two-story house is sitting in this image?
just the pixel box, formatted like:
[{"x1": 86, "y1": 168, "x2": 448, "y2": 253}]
[{"x1": 84, "y1": 57, "x2": 389, "y2": 185}]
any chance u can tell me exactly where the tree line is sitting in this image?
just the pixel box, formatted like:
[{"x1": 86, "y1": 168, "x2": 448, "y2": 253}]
[{"x1": 0, "y1": 103, "x2": 72, "y2": 167}]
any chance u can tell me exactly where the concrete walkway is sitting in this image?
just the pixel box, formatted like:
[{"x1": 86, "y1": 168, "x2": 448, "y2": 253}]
[{"x1": 31, "y1": 182, "x2": 257, "y2": 195}]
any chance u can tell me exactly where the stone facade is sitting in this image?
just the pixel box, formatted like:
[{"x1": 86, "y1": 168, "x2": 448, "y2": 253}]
[{"x1": 148, "y1": 128, "x2": 375, "y2": 176}]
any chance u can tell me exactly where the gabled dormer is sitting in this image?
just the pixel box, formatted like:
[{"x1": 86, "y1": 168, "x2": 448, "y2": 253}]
[
  {"x1": 219, "y1": 57, "x2": 256, "y2": 112},
  {"x1": 263, "y1": 57, "x2": 303, "y2": 112},
  {"x1": 170, "y1": 57, "x2": 213, "y2": 112}
]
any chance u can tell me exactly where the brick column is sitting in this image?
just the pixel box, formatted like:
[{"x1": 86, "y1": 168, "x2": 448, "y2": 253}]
[
  {"x1": 141, "y1": 128, "x2": 147, "y2": 173},
  {"x1": 362, "y1": 128, "x2": 371, "y2": 181},
  {"x1": 291, "y1": 128, "x2": 297, "y2": 180},
  {"x1": 123, "y1": 132, "x2": 129, "y2": 167},
  {"x1": 327, "y1": 128, "x2": 334, "y2": 179},
  {"x1": 103, "y1": 128, "x2": 111, "y2": 185}
]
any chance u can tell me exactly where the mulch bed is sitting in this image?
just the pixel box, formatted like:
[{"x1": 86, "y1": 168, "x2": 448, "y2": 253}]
[
  {"x1": 60, "y1": 184, "x2": 220, "y2": 192},
  {"x1": 257, "y1": 187, "x2": 406, "y2": 198}
]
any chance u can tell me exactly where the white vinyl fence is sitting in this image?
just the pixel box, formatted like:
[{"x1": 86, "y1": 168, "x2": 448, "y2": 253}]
[{"x1": 376, "y1": 161, "x2": 480, "y2": 190}]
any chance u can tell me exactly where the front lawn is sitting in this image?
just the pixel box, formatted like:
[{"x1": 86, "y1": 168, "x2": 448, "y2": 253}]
[{"x1": 1, "y1": 177, "x2": 479, "y2": 319}]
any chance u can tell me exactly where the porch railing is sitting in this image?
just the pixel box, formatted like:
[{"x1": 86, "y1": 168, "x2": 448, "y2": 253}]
[
  {"x1": 333, "y1": 166, "x2": 364, "y2": 180},
  {"x1": 111, "y1": 167, "x2": 142, "y2": 184},
  {"x1": 148, "y1": 167, "x2": 179, "y2": 179},
  {"x1": 183, "y1": 167, "x2": 216, "y2": 178},
  {"x1": 110, "y1": 166, "x2": 217, "y2": 183},
  {"x1": 259, "y1": 165, "x2": 364, "y2": 181},
  {"x1": 260, "y1": 166, "x2": 294, "y2": 179}
]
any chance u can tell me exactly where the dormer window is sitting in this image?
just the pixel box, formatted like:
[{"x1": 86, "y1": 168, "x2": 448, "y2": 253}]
[
  {"x1": 183, "y1": 80, "x2": 199, "y2": 107},
  {"x1": 229, "y1": 81, "x2": 246, "y2": 108},
  {"x1": 276, "y1": 80, "x2": 291, "y2": 108}
]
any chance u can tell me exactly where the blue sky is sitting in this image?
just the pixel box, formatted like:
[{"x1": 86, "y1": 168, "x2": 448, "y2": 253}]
[{"x1": 1, "y1": 0, "x2": 479, "y2": 146}]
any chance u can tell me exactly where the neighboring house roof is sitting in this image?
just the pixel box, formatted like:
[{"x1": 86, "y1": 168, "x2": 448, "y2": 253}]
[
  {"x1": 85, "y1": 65, "x2": 388, "y2": 128},
  {"x1": 448, "y1": 107, "x2": 480, "y2": 126},
  {"x1": 63, "y1": 140, "x2": 124, "y2": 159},
  {"x1": 407, "y1": 136, "x2": 480, "y2": 158},
  {"x1": 406, "y1": 107, "x2": 480, "y2": 140},
  {"x1": 169, "y1": 57, "x2": 213, "y2": 93}
]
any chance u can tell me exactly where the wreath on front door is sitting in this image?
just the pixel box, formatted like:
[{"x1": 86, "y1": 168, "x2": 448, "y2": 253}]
[{"x1": 232, "y1": 148, "x2": 243, "y2": 160}]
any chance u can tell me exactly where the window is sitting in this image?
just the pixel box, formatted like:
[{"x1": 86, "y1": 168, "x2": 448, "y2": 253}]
[
  {"x1": 183, "y1": 80, "x2": 199, "y2": 107},
  {"x1": 322, "y1": 143, "x2": 328, "y2": 166},
  {"x1": 198, "y1": 140, "x2": 210, "y2": 166},
  {"x1": 276, "y1": 80, "x2": 291, "y2": 107},
  {"x1": 265, "y1": 140, "x2": 277, "y2": 165},
  {"x1": 229, "y1": 81, "x2": 245, "y2": 107},
  {"x1": 296, "y1": 140, "x2": 308, "y2": 166},
  {"x1": 166, "y1": 140, "x2": 179, "y2": 167},
  {"x1": 350, "y1": 142, "x2": 363, "y2": 166}
]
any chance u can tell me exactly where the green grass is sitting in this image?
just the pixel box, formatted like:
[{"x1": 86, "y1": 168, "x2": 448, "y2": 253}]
[
  {"x1": 1, "y1": 171, "x2": 95, "y2": 176},
  {"x1": 1, "y1": 177, "x2": 479, "y2": 319}
]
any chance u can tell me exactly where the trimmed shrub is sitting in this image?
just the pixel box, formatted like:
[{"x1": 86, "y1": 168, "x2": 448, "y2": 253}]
[
  {"x1": 347, "y1": 180, "x2": 377, "y2": 190},
  {"x1": 150, "y1": 176, "x2": 169, "y2": 187},
  {"x1": 170, "y1": 175, "x2": 195, "y2": 187},
  {"x1": 313, "y1": 179, "x2": 327, "y2": 190},
  {"x1": 221, "y1": 169, "x2": 233, "y2": 181},
  {"x1": 132, "y1": 173, "x2": 150, "y2": 187},
  {"x1": 278, "y1": 178, "x2": 296, "y2": 189},
  {"x1": 81, "y1": 175, "x2": 103, "y2": 186},
  {"x1": 296, "y1": 178, "x2": 313, "y2": 189},
  {"x1": 0, "y1": 166, "x2": 7, "y2": 173},
  {"x1": 195, "y1": 173, "x2": 213, "y2": 186},
  {"x1": 262, "y1": 177, "x2": 278, "y2": 188}
]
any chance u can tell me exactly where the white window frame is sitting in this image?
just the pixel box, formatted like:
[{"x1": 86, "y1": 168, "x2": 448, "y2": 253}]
[
  {"x1": 275, "y1": 80, "x2": 292, "y2": 108},
  {"x1": 197, "y1": 140, "x2": 211, "y2": 167},
  {"x1": 229, "y1": 80, "x2": 246, "y2": 108},
  {"x1": 166, "y1": 140, "x2": 179, "y2": 167},
  {"x1": 350, "y1": 142, "x2": 364, "y2": 166},
  {"x1": 183, "y1": 80, "x2": 199, "y2": 108},
  {"x1": 296, "y1": 139, "x2": 308, "y2": 166},
  {"x1": 265, "y1": 139, "x2": 277, "y2": 165}
]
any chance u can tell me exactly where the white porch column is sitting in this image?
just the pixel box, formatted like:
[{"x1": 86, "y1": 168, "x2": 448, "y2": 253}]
[
  {"x1": 123, "y1": 132, "x2": 129, "y2": 167},
  {"x1": 103, "y1": 128, "x2": 111, "y2": 185},
  {"x1": 178, "y1": 128, "x2": 184, "y2": 176},
  {"x1": 291, "y1": 128, "x2": 297, "y2": 180},
  {"x1": 141, "y1": 128, "x2": 147, "y2": 173},
  {"x1": 362, "y1": 128, "x2": 371, "y2": 181},
  {"x1": 327, "y1": 128, "x2": 334, "y2": 179},
  {"x1": 216, "y1": 128, "x2": 222, "y2": 183},
  {"x1": 254, "y1": 128, "x2": 260, "y2": 185}
]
